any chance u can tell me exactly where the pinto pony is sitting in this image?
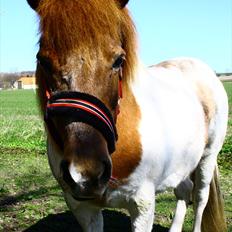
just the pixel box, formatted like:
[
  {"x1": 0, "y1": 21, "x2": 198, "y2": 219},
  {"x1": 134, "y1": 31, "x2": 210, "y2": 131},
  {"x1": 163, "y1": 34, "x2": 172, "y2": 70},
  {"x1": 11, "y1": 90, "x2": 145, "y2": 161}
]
[{"x1": 27, "y1": 0, "x2": 228, "y2": 231}]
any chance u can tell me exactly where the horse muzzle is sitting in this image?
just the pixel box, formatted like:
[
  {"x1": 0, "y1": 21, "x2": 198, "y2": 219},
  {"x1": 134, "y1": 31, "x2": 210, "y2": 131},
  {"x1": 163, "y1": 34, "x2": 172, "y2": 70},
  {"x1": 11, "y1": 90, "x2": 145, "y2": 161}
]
[{"x1": 60, "y1": 151, "x2": 112, "y2": 201}]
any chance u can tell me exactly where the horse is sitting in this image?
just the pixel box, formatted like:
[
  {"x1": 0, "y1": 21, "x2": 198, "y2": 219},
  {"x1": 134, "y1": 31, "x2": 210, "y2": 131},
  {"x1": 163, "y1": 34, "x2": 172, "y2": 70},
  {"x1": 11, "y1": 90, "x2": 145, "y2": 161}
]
[{"x1": 27, "y1": 0, "x2": 228, "y2": 231}]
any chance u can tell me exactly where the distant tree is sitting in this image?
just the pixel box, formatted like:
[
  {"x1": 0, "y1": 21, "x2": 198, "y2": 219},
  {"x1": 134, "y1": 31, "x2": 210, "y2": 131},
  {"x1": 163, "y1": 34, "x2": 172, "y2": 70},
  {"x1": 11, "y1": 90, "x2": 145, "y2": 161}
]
[
  {"x1": 0, "y1": 71, "x2": 35, "y2": 89},
  {"x1": 20, "y1": 71, "x2": 35, "y2": 77},
  {"x1": 0, "y1": 72, "x2": 20, "y2": 89},
  {"x1": 0, "y1": 73, "x2": 20, "y2": 81}
]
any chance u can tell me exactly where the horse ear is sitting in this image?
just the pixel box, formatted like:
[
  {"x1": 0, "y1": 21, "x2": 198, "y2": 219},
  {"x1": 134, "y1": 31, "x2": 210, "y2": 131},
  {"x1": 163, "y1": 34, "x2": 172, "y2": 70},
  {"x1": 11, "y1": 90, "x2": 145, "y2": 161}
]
[
  {"x1": 27, "y1": 0, "x2": 40, "y2": 10},
  {"x1": 117, "y1": 0, "x2": 129, "y2": 9}
]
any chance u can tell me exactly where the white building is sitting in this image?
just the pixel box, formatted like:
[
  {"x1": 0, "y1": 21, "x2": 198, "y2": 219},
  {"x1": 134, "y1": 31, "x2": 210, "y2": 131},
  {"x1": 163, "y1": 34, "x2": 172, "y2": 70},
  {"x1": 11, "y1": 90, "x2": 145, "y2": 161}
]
[{"x1": 14, "y1": 76, "x2": 37, "y2": 89}]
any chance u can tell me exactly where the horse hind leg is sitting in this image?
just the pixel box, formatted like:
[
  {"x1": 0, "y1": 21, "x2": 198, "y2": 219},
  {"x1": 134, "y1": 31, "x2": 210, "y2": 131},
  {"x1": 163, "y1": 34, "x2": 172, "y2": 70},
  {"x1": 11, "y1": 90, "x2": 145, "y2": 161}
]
[
  {"x1": 192, "y1": 153, "x2": 215, "y2": 232},
  {"x1": 192, "y1": 70, "x2": 228, "y2": 232},
  {"x1": 192, "y1": 136, "x2": 227, "y2": 232},
  {"x1": 169, "y1": 178, "x2": 193, "y2": 232}
]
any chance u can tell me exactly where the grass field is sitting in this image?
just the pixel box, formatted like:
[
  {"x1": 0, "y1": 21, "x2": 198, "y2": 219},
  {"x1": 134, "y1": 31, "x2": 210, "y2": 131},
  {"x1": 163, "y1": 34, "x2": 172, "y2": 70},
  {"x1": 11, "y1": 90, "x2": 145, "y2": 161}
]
[{"x1": 0, "y1": 83, "x2": 231, "y2": 232}]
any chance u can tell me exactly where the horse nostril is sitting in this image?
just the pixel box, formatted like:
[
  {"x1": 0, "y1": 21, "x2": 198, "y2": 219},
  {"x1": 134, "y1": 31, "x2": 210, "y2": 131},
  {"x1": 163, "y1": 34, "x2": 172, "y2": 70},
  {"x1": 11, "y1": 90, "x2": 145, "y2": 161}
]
[
  {"x1": 60, "y1": 160, "x2": 76, "y2": 188},
  {"x1": 98, "y1": 160, "x2": 111, "y2": 185}
]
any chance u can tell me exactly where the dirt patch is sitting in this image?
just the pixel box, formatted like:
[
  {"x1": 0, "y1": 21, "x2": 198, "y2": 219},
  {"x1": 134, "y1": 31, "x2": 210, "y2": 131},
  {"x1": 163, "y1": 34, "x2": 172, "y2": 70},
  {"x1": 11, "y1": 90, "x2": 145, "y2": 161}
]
[{"x1": 0, "y1": 147, "x2": 45, "y2": 155}]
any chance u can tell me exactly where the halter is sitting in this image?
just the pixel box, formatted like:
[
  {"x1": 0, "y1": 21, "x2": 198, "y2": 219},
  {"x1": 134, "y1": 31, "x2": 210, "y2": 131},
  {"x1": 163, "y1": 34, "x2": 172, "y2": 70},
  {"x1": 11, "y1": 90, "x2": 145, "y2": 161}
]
[
  {"x1": 45, "y1": 91, "x2": 117, "y2": 153},
  {"x1": 42, "y1": 70, "x2": 123, "y2": 154}
]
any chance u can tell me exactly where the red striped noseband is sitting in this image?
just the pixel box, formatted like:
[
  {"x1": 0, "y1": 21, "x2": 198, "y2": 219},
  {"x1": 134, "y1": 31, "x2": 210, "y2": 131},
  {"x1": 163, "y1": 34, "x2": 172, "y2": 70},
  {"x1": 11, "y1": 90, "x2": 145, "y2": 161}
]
[{"x1": 45, "y1": 91, "x2": 118, "y2": 154}]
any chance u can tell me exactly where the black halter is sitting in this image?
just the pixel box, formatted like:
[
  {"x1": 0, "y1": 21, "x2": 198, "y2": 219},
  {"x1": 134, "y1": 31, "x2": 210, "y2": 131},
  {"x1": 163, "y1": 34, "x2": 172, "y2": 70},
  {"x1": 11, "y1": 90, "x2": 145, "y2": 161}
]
[{"x1": 44, "y1": 91, "x2": 118, "y2": 154}]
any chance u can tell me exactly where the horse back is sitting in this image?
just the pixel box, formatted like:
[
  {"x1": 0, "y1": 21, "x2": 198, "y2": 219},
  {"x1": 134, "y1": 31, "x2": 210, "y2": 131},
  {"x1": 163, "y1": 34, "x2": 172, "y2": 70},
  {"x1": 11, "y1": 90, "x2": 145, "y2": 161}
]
[{"x1": 153, "y1": 57, "x2": 228, "y2": 143}]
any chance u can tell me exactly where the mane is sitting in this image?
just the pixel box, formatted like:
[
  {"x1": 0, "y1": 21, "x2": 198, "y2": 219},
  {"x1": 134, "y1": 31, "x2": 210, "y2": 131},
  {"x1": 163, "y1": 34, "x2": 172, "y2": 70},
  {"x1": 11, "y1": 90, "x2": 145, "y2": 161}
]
[{"x1": 38, "y1": 0, "x2": 137, "y2": 84}]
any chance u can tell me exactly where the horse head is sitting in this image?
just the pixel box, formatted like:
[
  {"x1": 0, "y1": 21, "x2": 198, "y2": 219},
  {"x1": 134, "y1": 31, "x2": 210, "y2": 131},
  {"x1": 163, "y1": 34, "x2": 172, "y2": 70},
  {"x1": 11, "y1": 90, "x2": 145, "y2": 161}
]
[{"x1": 27, "y1": 0, "x2": 136, "y2": 200}]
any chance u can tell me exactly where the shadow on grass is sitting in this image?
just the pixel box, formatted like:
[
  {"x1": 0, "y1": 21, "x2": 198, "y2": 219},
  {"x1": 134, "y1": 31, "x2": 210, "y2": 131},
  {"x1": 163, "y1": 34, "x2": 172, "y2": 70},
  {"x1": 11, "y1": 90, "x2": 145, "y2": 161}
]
[
  {"x1": 0, "y1": 186, "x2": 60, "y2": 208},
  {"x1": 24, "y1": 210, "x2": 169, "y2": 232}
]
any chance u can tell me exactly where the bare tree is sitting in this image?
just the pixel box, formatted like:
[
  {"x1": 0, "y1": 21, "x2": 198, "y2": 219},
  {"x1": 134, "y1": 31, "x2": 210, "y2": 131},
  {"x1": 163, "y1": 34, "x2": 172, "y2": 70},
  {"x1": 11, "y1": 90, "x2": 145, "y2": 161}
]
[{"x1": 0, "y1": 72, "x2": 20, "y2": 89}]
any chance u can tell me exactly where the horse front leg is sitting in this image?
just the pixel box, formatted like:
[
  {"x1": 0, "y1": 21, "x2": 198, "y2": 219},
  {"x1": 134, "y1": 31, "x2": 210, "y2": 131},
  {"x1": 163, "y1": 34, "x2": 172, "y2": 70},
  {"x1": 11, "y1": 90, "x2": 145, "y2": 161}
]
[
  {"x1": 64, "y1": 192, "x2": 103, "y2": 232},
  {"x1": 47, "y1": 139, "x2": 103, "y2": 232},
  {"x1": 127, "y1": 181, "x2": 155, "y2": 232}
]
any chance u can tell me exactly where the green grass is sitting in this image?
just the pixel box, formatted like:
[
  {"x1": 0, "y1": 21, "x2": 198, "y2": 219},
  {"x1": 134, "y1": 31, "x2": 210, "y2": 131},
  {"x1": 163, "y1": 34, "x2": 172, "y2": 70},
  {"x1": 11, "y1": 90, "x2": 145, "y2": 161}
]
[
  {"x1": 0, "y1": 148, "x2": 66, "y2": 231},
  {"x1": 0, "y1": 90, "x2": 46, "y2": 151},
  {"x1": 218, "y1": 82, "x2": 232, "y2": 231},
  {"x1": 0, "y1": 83, "x2": 231, "y2": 231},
  {"x1": 218, "y1": 82, "x2": 232, "y2": 172}
]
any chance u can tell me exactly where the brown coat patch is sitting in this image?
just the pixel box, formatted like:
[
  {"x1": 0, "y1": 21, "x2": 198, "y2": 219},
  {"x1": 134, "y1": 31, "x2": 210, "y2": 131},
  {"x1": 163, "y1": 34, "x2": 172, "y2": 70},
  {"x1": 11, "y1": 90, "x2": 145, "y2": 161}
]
[
  {"x1": 154, "y1": 59, "x2": 195, "y2": 72},
  {"x1": 194, "y1": 82, "x2": 216, "y2": 144},
  {"x1": 112, "y1": 85, "x2": 142, "y2": 180}
]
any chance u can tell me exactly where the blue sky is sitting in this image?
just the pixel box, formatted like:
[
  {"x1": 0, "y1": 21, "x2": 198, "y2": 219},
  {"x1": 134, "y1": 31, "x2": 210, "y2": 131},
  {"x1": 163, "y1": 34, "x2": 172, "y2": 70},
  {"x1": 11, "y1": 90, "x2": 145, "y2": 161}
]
[{"x1": 0, "y1": 0, "x2": 231, "y2": 73}]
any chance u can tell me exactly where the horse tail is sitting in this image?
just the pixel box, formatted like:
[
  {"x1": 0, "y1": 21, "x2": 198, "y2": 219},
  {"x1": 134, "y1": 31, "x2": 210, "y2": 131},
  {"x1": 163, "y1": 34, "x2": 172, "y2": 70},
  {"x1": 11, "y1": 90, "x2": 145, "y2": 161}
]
[{"x1": 201, "y1": 165, "x2": 227, "y2": 232}]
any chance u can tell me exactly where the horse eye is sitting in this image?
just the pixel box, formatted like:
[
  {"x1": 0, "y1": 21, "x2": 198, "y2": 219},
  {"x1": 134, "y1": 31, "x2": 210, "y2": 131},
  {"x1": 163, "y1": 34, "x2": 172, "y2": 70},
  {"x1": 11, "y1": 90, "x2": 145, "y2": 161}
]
[
  {"x1": 37, "y1": 54, "x2": 53, "y2": 73},
  {"x1": 112, "y1": 55, "x2": 125, "y2": 70}
]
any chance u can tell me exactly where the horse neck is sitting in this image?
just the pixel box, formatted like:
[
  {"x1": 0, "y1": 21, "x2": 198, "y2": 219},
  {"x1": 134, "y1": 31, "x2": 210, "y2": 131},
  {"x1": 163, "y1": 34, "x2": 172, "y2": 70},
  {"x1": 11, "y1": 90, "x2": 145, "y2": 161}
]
[{"x1": 111, "y1": 68, "x2": 143, "y2": 180}]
